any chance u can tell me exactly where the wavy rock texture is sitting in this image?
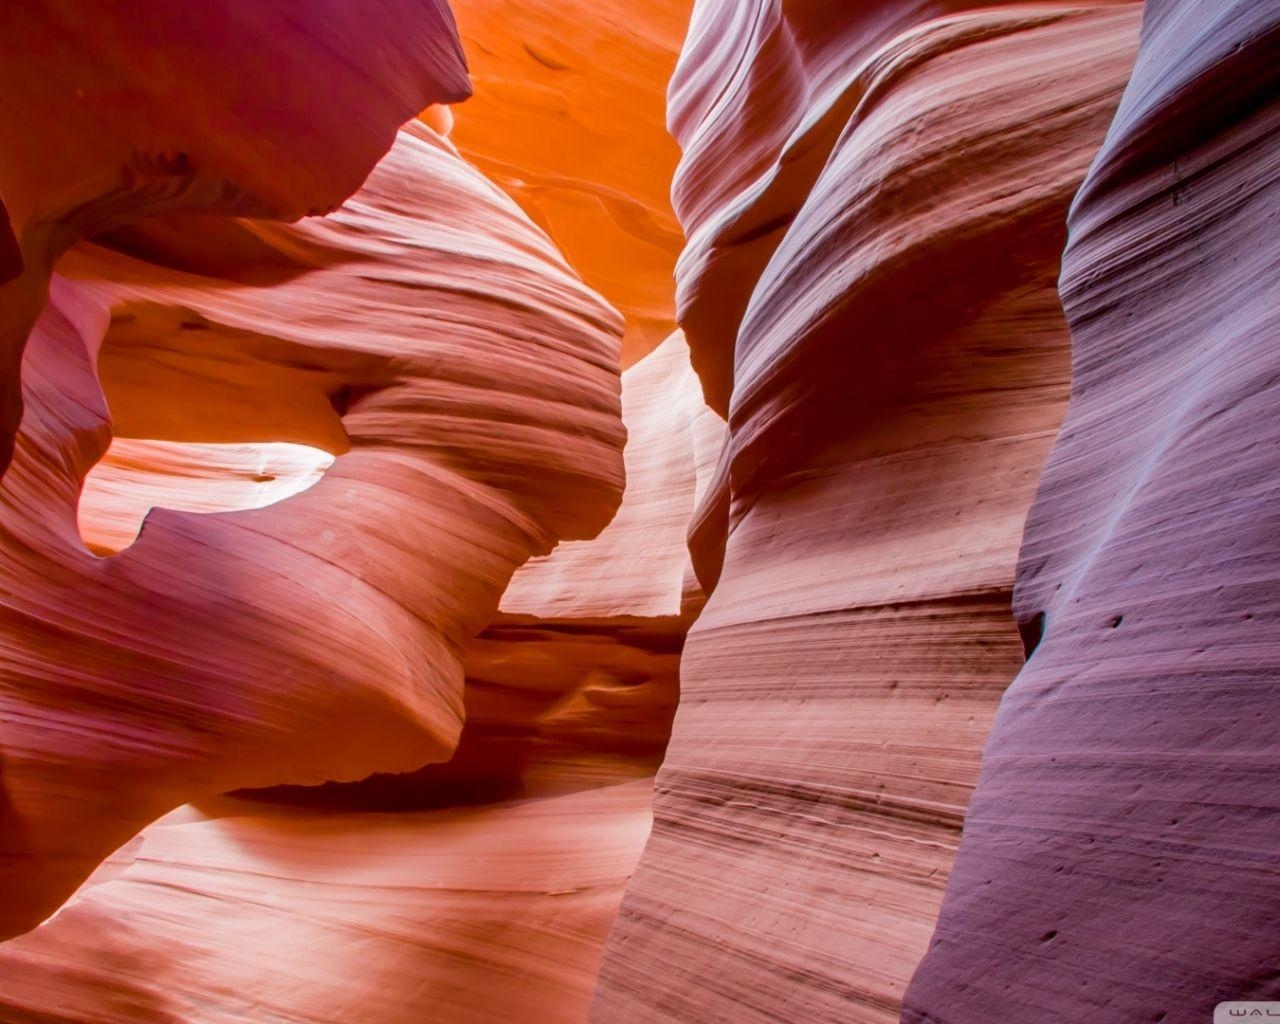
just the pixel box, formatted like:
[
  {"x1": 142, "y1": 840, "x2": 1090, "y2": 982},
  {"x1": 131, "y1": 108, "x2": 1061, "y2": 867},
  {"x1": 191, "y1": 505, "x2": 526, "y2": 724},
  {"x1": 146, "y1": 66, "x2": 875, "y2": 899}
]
[
  {"x1": 11, "y1": 0, "x2": 1273, "y2": 1021},
  {"x1": 0, "y1": 330, "x2": 719, "y2": 1023},
  {"x1": 0, "y1": 120, "x2": 625, "y2": 941},
  {"x1": 0, "y1": 786, "x2": 656, "y2": 1024},
  {"x1": 0, "y1": 0, "x2": 471, "y2": 472},
  {"x1": 903, "y1": 3, "x2": 1280, "y2": 1022},
  {"x1": 0, "y1": 1, "x2": 723, "y2": 1011},
  {"x1": 591, "y1": 4, "x2": 1143, "y2": 1023},
  {"x1": 443, "y1": 0, "x2": 690, "y2": 363}
]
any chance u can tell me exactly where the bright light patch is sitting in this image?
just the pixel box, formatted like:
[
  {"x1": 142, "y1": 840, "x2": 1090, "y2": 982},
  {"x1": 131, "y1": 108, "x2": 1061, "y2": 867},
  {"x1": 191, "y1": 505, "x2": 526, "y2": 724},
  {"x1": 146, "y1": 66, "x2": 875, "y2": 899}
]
[{"x1": 78, "y1": 438, "x2": 336, "y2": 555}]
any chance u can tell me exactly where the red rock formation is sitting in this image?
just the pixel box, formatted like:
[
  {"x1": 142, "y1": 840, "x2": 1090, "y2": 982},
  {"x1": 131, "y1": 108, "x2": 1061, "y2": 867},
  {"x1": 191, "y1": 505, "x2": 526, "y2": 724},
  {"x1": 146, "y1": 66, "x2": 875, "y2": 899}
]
[
  {"x1": 590, "y1": 4, "x2": 1143, "y2": 1023},
  {"x1": 0, "y1": 785, "x2": 655, "y2": 1024},
  {"x1": 0, "y1": 0, "x2": 471, "y2": 472},
  {"x1": 0, "y1": 121, "x2": 625, "y2": 940},
  {"x1": 902, "y1": 3, "x2": 1280, "y2": 1021},
  {"x1": 0, "y1": 2, "x2": 715, "y2": 1009},
  {"x1": 11, "y1": 0, "x2": 1275, "y2": 1020},
  {"x1": 0, "y1": 331, "x2": 720, "y2": 1023}
]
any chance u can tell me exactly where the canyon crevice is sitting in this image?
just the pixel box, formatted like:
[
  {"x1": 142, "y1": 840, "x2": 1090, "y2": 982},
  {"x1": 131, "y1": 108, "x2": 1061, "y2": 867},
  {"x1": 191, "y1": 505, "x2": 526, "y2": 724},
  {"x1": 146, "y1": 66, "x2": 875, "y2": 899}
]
[{"x1": 0, "y1": 1, "x2": 1277, "y2": 1023}]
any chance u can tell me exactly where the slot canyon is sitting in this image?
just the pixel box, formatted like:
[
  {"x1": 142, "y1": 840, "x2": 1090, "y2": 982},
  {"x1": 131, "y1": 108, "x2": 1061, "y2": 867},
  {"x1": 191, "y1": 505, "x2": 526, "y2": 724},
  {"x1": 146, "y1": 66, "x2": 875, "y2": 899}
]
[{"x1": 0, "y1": 1, "x2": 1276, "y2": 1022}]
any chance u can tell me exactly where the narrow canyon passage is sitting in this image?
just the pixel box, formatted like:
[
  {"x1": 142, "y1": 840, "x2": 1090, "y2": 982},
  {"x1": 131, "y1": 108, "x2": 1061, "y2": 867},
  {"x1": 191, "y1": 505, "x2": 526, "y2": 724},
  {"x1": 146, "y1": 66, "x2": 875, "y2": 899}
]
[{"x1": 1, "y1": 3, "x2": 1278, "y2": 1024}]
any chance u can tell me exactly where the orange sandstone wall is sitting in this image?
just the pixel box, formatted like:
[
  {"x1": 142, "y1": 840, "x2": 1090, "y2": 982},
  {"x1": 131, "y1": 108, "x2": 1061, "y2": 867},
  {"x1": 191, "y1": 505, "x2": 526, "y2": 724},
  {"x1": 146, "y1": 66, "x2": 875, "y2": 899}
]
[
  {"x1": 0, "y1": 319, "x2": 719, "y2": 1020},
  {"x1": 0, "y1": 787, "x2": 658, "y2": 1024},
  {"x1": 0, "y1": 118, "x2": 625, "y2": 943},
  {"x1": 442, "y1": 0, "x2": 691, "y2": 364},
  {"x1": 0, "y1": 4, "x2": 716, "y2": 1016}
]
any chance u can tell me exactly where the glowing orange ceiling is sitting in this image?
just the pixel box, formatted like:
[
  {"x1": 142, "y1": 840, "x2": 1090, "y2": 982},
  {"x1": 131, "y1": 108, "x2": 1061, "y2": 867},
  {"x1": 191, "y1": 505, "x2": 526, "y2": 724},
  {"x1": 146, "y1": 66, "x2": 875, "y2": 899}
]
[{"x1": 440, "y1": 0, "x2": 690, "y2": 365}]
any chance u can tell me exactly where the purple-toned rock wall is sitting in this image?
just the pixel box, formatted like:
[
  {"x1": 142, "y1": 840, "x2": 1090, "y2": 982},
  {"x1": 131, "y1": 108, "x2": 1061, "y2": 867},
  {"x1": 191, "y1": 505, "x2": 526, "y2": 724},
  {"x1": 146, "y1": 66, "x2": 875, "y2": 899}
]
[{"x1": 904, "y1": 2, "x2": 1280, "y2": 1021}]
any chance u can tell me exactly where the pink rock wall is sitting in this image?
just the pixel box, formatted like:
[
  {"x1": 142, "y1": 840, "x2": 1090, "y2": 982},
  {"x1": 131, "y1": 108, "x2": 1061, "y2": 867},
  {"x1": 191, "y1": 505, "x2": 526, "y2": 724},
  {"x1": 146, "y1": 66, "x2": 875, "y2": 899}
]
[
  {"x1": 0, "y1": 4, "x2": 722, "y2": 1015},
  {"x1": 3, "y1": 0, "x2": 1276, "y2": 1020},
  {"x1": 0, "y1": 0, "x2": 471, "y2": 472},
  {"x1": 902, "y1": 2, "x2": 1280, "y2": 1021},
  {"x1": 0, "y1": 785, "x2": 656, "y2": 1024},
  {"x1": 591, "y1": 4, "x2": 1143, "y2": 1022},
  {"x1": 0, "y1": 120, "x2": 625, "y2": 941},
  {"x1": 0, "y1": 319, "x2": 719, "y2": 1022}
]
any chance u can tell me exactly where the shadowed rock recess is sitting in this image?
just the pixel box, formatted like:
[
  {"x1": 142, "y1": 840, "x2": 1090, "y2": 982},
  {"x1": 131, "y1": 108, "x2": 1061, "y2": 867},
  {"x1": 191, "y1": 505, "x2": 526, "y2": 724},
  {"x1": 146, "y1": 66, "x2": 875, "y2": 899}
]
[{"x1": 0, "y1": 1, "x2": 1276, "y2": 1022}]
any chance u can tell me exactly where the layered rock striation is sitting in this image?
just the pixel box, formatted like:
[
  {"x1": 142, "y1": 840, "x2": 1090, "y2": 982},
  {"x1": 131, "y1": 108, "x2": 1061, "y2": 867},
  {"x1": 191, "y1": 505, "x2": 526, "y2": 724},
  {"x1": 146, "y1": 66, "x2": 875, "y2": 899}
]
[
  {"x1": 0, "y1": 0, "x2": 472, "y2": 473},
  {"x1": 0, "y1": 2, "x2": 717, "y2": 1012},
  {"x1": 592, "y1": 4, "x2": 1144, "y2": 1022},
  {"x1": 4, "y1": 0, "x2": 1278, "y2": 1021},
  {"x1": 903, "y1": 2, "x2": 1280, "y2": 1021},
  {"x1": 0, "y1": 785, "x2": 657, "y2": 1024},
  {"x1": 0, "y1": 116, "x2": 625, "y2": 940},
  {"x1": 0, "y1": 327, "x2": 721, "y2": 1022}
]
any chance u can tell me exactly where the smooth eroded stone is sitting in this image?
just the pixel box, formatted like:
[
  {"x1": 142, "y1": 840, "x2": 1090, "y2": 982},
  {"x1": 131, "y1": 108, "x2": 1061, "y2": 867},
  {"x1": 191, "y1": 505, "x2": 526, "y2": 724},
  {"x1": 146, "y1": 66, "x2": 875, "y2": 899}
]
[
  {"x1": 0, "y1": 122, "x2": 624, "y2": 939},
  {"x1": 591, "y1": 4, "x2": 1142, "y2": 1022},
  {"x1": 903, "y1": 3, "x2": 1280, "y2": 1021}
]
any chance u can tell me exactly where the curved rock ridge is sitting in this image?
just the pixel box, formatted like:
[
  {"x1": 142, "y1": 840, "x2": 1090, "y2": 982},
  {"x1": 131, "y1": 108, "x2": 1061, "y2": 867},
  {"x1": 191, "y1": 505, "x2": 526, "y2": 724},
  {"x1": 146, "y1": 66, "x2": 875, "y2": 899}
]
[
  {"x1": 0, "y1": 0, "x2": 471, "y2": 474},
  {"x1": 903, "y1": 3, "x2": 1280, "y2": 1022},
  {"x1": 0, "y1": 120, "x2": 625, "y2": 941},
  {"x1": 0, "y1": 329, "x2": 720, "y2": 1023},
  {"x1": 667, "y1": 0, "x2": 1140, "y2": 414},
  {"x1": 259, "y1": 328, "x2": 720, "y2": 808},
  {"x1": 442, "y1": 0, "x2": 691, "y2": 364},
  {"x1": 591, "y1": 4, "x2": 1142, "y2": 1023}
]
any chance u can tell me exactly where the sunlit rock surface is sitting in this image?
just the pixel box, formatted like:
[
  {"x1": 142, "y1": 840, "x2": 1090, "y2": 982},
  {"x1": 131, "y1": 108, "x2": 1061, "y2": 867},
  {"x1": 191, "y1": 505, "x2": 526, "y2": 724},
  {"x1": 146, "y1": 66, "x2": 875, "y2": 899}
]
[
  {"x1": 442, "y1": 0, "x2": 690, "y2": 363},
  {"x1": 590, "y1": 4, "x2": 1143, "y2": 1023},
  {"x1": 503, "y1": 331, "x2": 724, "y2": 623},
  {"x1": 903, "y1": 2, "x2": 1280, "y2": 1021},
  {"x1": 0, "y1": 785, "x2": 655, "y2": 1024},
  {"x1": 78, "y1": 440, "x2": 335, "y2": 554}
]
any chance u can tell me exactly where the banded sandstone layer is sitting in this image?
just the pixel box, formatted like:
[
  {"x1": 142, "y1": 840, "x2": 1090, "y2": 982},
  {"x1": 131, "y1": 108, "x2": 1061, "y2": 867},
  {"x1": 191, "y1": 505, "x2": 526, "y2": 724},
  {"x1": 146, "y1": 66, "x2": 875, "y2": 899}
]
[
  {"x1": 0, "y1": 0, "x2": 637, "y2": 947},
  {"x1": 591, "y1": 3, "x2": 1144, "y2": 1022},
  {"x1": 0, "y1": 304, "x2": 718, "y2": 1020},
  {"x1": 2, "y1": 0, "x2": 1278, "y2": 1021},
  {"x1": 0, "y1": 0, "x2": 471, "y2": 475},
  {"x1": 903, "y1": 2, "x2": 1280, "y2": 1021},
  {"x1": 0, "y1": 118, "x2": 626, "y2": 943}
]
